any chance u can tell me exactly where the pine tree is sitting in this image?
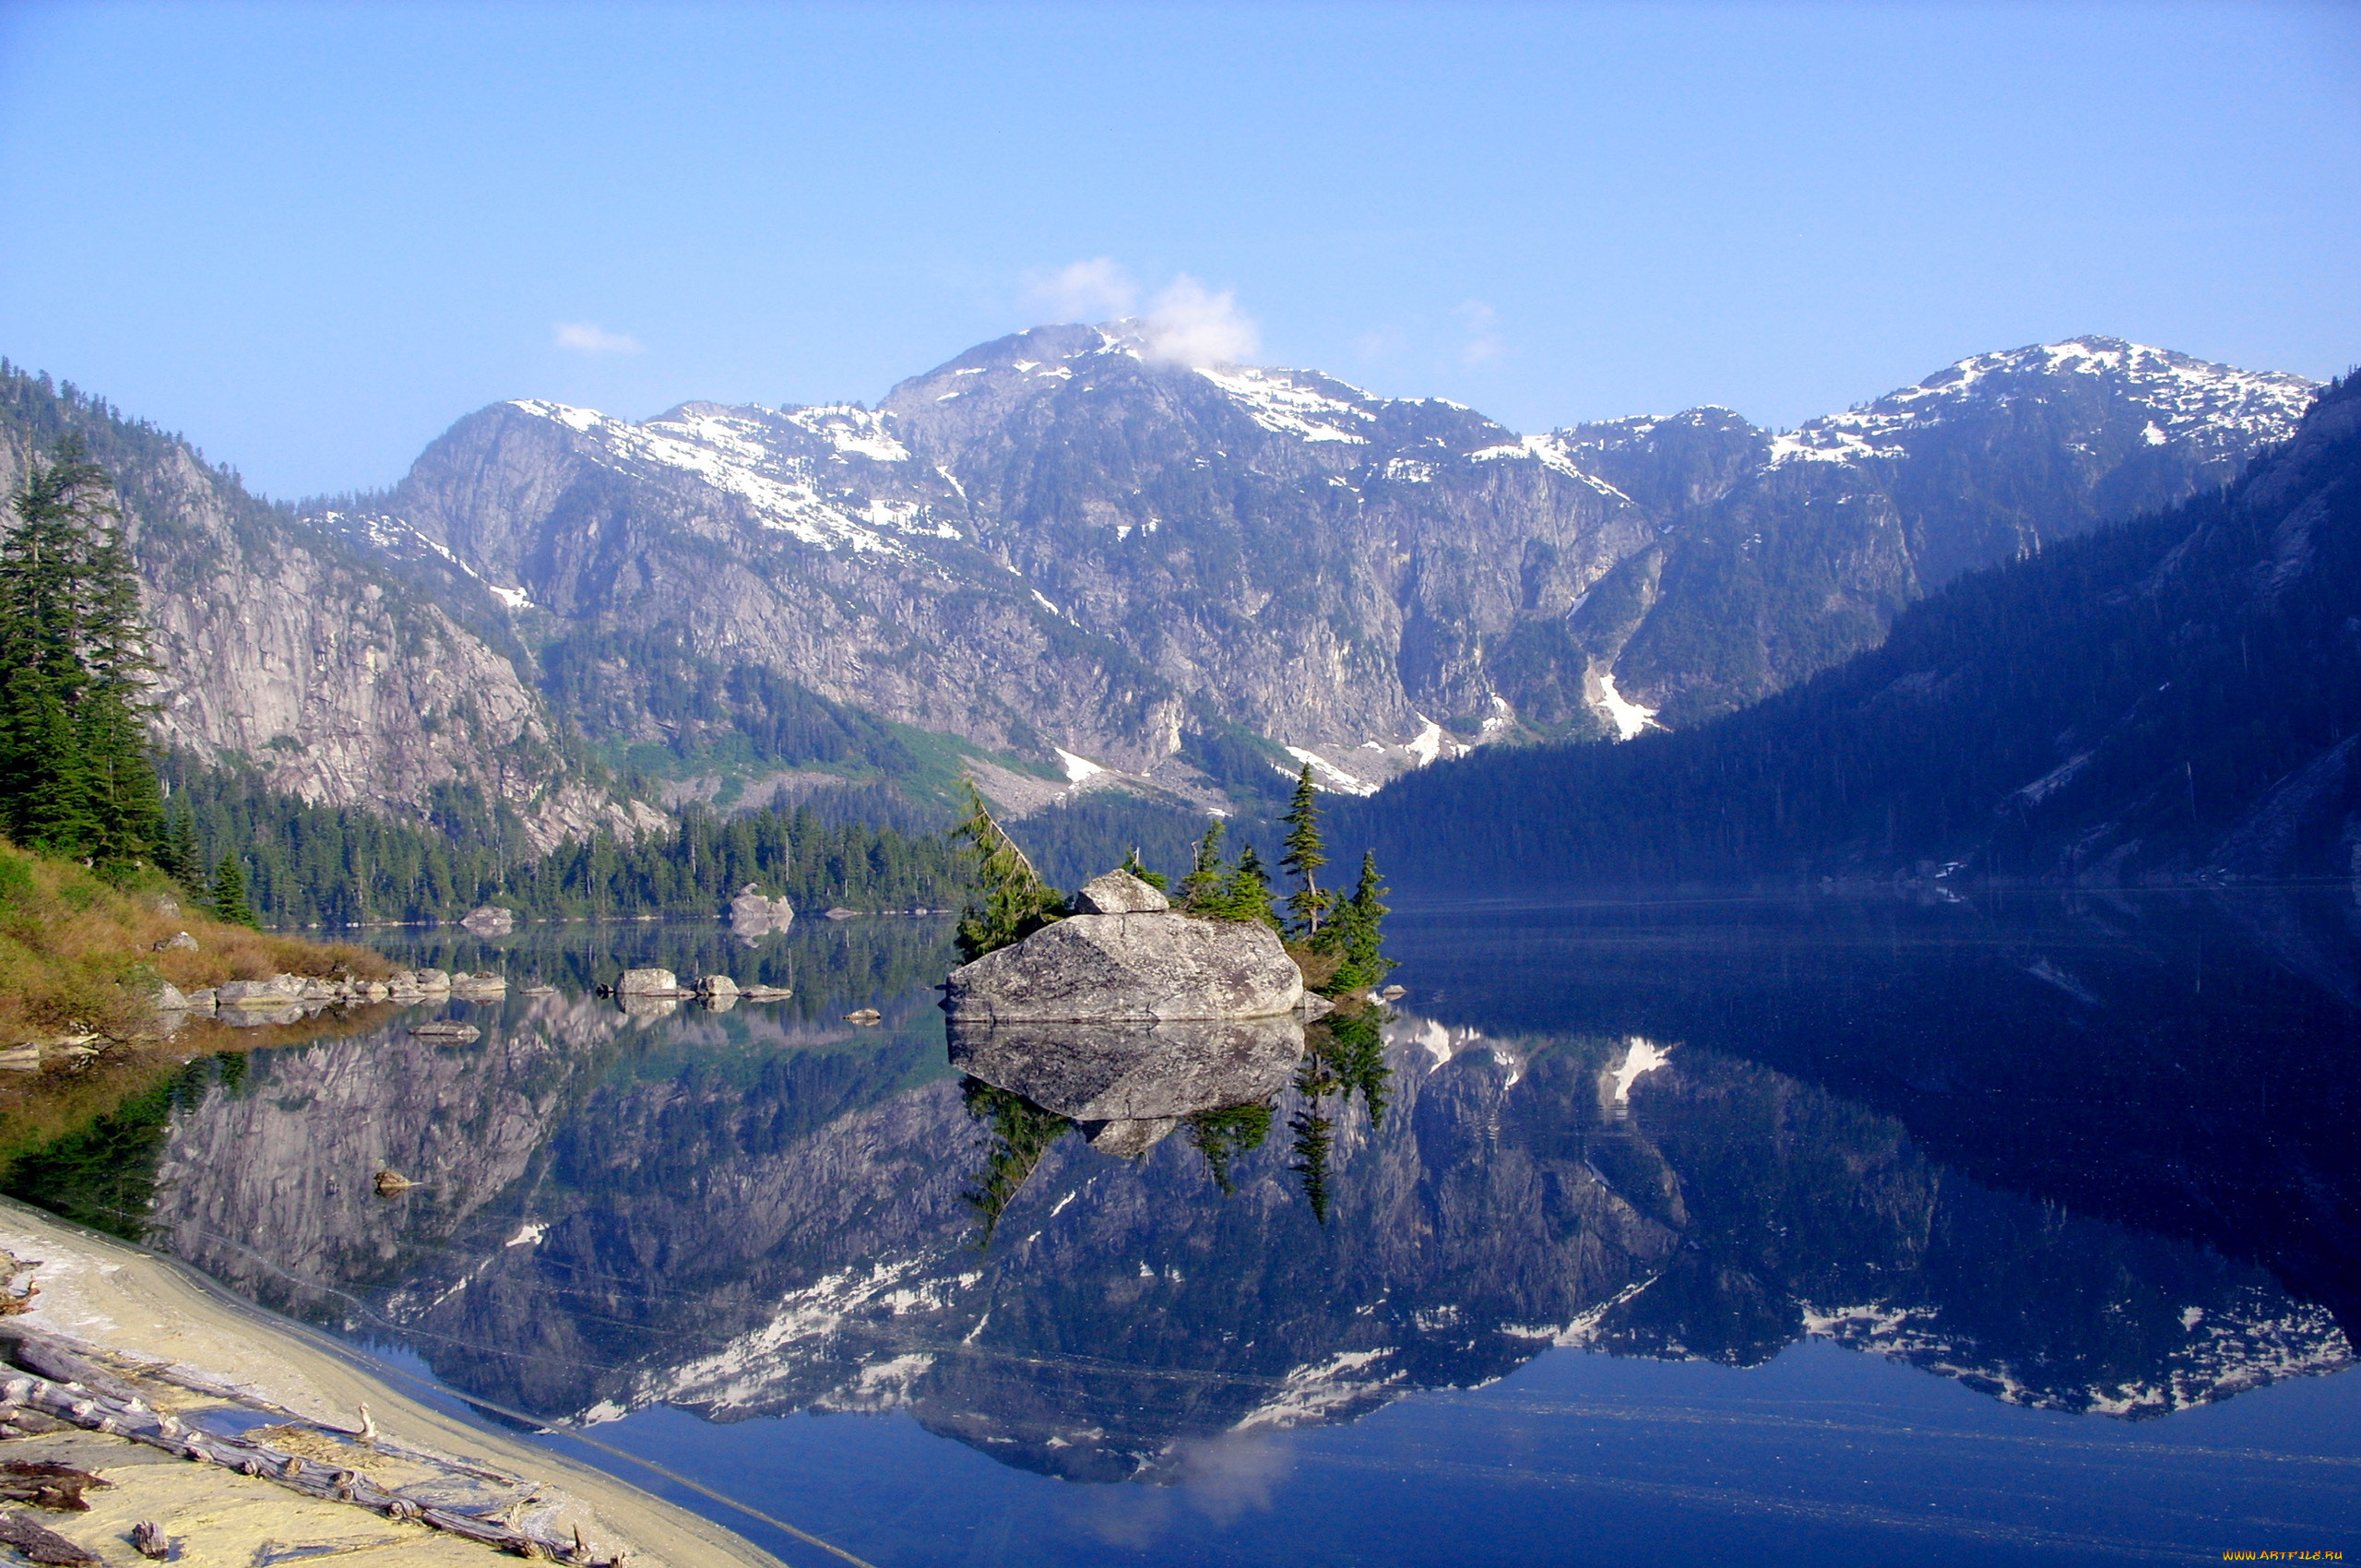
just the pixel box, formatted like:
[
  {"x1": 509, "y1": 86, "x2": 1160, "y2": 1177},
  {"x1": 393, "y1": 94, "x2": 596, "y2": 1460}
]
[
  {"x1": 1179, "y1": 822, "x2": 1227, "y2": 912},
  {"x1": 0, "y1": 437, "x2": 161, "y2": 863},
  {"x1": 1279, "y1": 763, "x2": 1331, "y2": 936},
  {"x1": 209, "y1": 851, "x2": 258, "y2": 928},
  {"x1": 1118, "y1": 846, "x2": 1169, "y2": 891},
  {"x1": 1220, "y1": 844, "x2": 1278, "y2": 930},
  {"x1": 1341, "y1": 849, "x2": 1392, "y2": 984},
  {"x1": 72, "y1": 501, "x2": 162, "y2": 863},
  {"x1": 951, "y1": 778, "x2": 1065, "y2": 961},
  {"x1": 157, "y1": 801, "x2": 204, "y2": 891}
]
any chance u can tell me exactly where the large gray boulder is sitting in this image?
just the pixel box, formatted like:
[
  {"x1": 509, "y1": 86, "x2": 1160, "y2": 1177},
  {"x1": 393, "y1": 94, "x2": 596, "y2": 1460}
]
[
  {"x1": 217, "y1": 977, "x2": 303, "y2": 1007},
  {"x1": 942, "y1": 912, "x2": 1303, "y2": 1023},
  {"x1": 460, "y1": 905, "x2": 515, "y2": 936}
]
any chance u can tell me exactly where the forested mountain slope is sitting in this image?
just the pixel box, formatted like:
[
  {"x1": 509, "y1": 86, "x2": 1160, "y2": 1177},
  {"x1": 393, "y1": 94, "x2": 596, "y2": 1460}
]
[
  {"x1": 0, "y1": 365, "x2": 657, "y2": 852},
  {"x1": 1345, "y1": 372, "x2": 2361, "y2": 891}
]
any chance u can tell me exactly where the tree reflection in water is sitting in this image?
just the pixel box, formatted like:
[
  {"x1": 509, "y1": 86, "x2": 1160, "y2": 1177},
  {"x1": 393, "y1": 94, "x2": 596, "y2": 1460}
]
[{"x1": 960, "y1": 1079, "x2": 1071, "y2": 1249}]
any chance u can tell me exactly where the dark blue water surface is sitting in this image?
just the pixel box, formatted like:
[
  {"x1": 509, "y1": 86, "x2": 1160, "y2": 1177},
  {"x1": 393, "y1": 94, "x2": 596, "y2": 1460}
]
[{"x1": 130, "y1": 892, "x2": 2361, "y2": 1565}]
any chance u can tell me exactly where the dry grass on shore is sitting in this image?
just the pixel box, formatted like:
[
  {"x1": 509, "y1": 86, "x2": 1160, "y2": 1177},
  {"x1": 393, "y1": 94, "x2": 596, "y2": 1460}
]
[{"x1": 0, "y1": 838, "x2": 393, "y2": 1045}]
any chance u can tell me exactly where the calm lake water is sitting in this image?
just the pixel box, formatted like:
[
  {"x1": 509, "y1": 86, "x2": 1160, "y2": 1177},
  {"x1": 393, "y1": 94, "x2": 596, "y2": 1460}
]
[{"x1": 67, "y1": 894, "x2": 2361, "y2": 1563}]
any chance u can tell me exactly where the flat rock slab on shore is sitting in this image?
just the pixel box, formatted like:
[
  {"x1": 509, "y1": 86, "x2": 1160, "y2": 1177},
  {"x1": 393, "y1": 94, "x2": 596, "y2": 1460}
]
[{"x1": 0, "y1": 1200, "x2": 785, "y2": 1568}]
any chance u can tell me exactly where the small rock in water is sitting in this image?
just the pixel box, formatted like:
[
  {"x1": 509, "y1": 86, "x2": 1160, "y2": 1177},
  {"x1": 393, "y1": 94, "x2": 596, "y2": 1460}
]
[
  {"x1": 824, "y1": 908, "x2": 858, "y2": 921},
  {"x1": 617, "y1": 968, "x2": 681, "y2": 996},
  {"x1": 460, "y1": 905, "x2": 516, "y2": 936},
  {"x1": 409, "y1": 1021, "x2": 481, "y2": 1044},
  {"x1": 697, "y1": 974, "x2": 740, "y2": 998},
  {"x1": 374, "y1": 1170, "x2": 416, "y2": 1197},
  {"x1": 843, "y1": 1008, "x2": 883, "y2": 1025},
  {"x1": 1379, "y1": 985, "x2": 1406, "y2": 1001},
  {"x1": 728, "y1": 885, "x2": 795, "y2": 936}
]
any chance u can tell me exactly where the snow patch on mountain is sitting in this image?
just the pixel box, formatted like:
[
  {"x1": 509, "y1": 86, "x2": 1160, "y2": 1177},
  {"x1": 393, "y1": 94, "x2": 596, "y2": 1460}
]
[
  {"x1": 1195, "y1": 365, "x2": 1376, "y2": 444},
  {"x1": 1596, "y1": 673, "x2": 1659, "y2": 740},
  {"x1": 1283, "y1": 745, "x2": 1381, "y2": 795},
  {"x1": 782, "y1": 404, "x2": 911, "y2": 462},
  {"x1": 508, "y1": 399, "x2": 955, "y2": 553},
  {"x1": 1498, "y1": 433, "x2": 1638, "y2": 501}
]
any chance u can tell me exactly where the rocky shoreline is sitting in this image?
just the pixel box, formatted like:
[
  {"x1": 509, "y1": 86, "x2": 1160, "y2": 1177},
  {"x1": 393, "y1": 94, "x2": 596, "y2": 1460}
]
[{"x1": 0, "y1": 1200, "x2": 788, "y2": 1566}]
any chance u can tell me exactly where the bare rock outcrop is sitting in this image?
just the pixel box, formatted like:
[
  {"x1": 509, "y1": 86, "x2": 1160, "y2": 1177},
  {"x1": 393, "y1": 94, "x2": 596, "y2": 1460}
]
[{"x1": 943, "y1": 905, "x2": 1304, "y2": 1023}]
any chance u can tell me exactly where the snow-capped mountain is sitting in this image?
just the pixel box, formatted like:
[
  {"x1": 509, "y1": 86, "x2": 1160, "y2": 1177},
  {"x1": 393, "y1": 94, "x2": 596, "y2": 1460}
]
[
  {"x1": 8, "y1": 328, "x2": 2315, "y2": 832},
  {"x1": 1768, "y1": 337, "x2": 2318, "y2": 469},
  {"x1": 323, "y1": 327, "x2": 2316, "y2": 811}
]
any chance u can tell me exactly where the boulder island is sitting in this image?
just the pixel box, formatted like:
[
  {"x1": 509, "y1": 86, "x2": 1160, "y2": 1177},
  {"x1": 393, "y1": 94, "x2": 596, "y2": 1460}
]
[{"x1": 941, "y1": 869, "x2": 1319, "y2": 1023}]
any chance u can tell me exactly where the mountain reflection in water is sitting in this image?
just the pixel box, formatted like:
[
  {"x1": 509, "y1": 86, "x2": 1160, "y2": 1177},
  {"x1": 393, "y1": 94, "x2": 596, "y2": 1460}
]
[{"x1": 101, "y1": 894, "x2": 2352, "y2": 1503}]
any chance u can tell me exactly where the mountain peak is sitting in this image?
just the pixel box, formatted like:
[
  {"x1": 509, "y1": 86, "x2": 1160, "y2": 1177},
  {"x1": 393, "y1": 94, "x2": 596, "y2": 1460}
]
[{"x1": 1768, "y1": 337, "x2": 2320, "y2": 467}]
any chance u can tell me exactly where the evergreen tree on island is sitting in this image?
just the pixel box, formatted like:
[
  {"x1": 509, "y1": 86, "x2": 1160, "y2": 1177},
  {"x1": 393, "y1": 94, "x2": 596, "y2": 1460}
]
[
  {"x1": 951, "y1": 778, "x2": 1065, "y2": 961},
  {"x1": 1280, "y1": 763, "x2": 1332, "y2": 937}
]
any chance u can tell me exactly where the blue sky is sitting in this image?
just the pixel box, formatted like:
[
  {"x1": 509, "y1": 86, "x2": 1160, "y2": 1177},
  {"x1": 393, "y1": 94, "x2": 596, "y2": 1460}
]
[{"x1": 2, "y1": 1, "x2": 2355, "y2": 499}]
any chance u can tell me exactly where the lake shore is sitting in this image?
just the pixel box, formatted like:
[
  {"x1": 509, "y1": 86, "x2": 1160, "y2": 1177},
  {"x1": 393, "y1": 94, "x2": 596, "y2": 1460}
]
[{"x1": 0, "y1": 1195, "x2": 786, "y2": 1567}]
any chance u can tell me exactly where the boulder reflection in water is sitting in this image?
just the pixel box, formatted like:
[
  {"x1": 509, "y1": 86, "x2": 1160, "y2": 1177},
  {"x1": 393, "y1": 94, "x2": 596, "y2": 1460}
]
[{"x1": 948, "y1": 1015, "x2": 1305, "y2": 1154}]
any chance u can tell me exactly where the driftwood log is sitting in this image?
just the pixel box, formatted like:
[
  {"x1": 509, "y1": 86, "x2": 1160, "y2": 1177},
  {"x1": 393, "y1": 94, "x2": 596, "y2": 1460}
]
[{"x1": 0, "y1": 1371, "x2": 615, "y2": 1562}]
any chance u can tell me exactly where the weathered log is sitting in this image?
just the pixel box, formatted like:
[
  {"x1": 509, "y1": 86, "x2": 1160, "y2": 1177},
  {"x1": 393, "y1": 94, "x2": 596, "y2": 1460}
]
[
  {"x1": 0, "y1": 1511, "x2": 96, "y2": 1564},
  {"x1": 0, "y1": 1371, "x2": 617, "y2": 1562}
]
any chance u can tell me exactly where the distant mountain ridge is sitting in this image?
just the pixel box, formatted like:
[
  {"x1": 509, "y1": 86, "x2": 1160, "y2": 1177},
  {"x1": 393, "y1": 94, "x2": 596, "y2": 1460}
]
[
  {"x1": 332, "y1": 327, "x2": 2318, "y2": 814},
  {"x1": 0, "y1": 332, "x2": 2323, "y2": 843},
  {"x1": 1347, "y1": 367, "x2": 2361, "y2": 889}
]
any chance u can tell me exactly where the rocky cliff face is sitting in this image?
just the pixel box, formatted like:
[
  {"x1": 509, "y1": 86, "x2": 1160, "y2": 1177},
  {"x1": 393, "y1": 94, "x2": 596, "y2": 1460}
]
[
  {"x1": 0, "y1": 369, "x2": 653, "y2": 851},
  {"x1": 345, "y1": 329, "x2": 2316, "y2": 806}
]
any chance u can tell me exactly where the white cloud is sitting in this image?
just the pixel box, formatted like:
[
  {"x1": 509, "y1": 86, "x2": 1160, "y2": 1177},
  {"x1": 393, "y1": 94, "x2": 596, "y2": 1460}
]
[
  {"x1": 1140, "y1": 275, "x2": 1260, "y2": 367},
  {"x1": 1028, "y1": 257, "x2": 1138, "y2": 322},
  {"x1": 1456, "y1": 302, "x2": 1502, "y2": 366},
  {"x1": 553, "y1": 321, "x2": 643, "y2": 354}
]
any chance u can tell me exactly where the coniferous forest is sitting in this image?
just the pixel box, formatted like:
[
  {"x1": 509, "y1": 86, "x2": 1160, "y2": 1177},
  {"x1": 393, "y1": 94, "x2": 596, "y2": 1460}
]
[{"x1": 157, "y1": 759, "x2": 974, "y2": 927}]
